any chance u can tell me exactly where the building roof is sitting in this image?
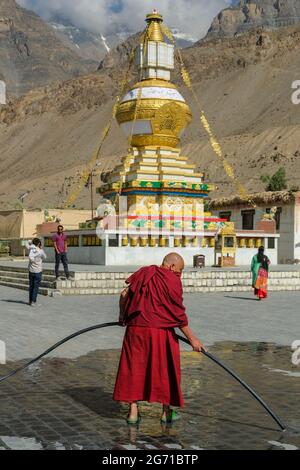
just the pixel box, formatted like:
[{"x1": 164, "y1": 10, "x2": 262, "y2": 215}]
[{"x1": 210, "y1": 190, "x2": 299, "y2": 210}]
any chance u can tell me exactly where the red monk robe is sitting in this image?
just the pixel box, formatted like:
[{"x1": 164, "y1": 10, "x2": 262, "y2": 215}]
[{"x1": 113, "y1": 265, "x2": 188, "y2": 407}]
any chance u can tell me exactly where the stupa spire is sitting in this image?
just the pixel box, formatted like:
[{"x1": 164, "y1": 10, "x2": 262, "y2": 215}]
[
  {"x1": 145, "y1": 9, "x2": 164, "y2": 42},
  {"x1": 136, "y1": 10, "x2": 174, "y2": 82}
]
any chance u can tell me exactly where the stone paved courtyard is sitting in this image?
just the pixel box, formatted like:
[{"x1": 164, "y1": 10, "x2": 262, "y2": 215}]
[{"x1": 0, "y1": 285, "x2": 299, "y2": 450}]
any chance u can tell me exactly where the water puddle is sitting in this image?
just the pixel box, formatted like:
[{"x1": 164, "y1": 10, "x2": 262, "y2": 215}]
[
  {"x1": 0, "y1": 342, "x2": 299, "y2": 450},
  {"x1": 263, "y1": 366, "x2": 300, "y2": 378}
]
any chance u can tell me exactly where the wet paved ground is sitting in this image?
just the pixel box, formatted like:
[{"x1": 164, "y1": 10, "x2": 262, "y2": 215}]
[
  {"x1": 0, "y1": 286, "x2": 299, "y2": 450},
  {"x1": 1, "y1": 285, "x2": 300, "y2": 361},
  {"x1": 0, "y1": 343, "x2": 299, "y2": 450}
]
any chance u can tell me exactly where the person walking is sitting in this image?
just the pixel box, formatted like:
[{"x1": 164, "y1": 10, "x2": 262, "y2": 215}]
[
  {"x1": 114, "y1": 253, "x2": 206, "y2": 425},
  {"x1": 251, "y1": 246, "x2": 270, "y2": 300},
  {"x1": 28, "y1": 238, "x2": 46, "y2": 307},
  {"x1": 52, "y1": 225, "x2": 72, "y2": 281}
]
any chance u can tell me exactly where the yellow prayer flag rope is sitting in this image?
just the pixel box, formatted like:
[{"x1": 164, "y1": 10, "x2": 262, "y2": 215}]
[
  {"x1": 162, "y1": 25, "x2": 175, "y2": 44},
  {"x1": 65, "y1": 41, "x2": 137, "y2": 208},
  {"x1": 172, "y1": 45, "x2": 257, "y2": 208},
  {"x1": 181, "y1": 67, "x2": 192, "y2": 89}
]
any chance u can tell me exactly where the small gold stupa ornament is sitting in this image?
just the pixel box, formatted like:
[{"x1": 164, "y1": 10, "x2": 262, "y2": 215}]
[{"x1": 116, "y1": 10, "x2": 192, "y2": 148}]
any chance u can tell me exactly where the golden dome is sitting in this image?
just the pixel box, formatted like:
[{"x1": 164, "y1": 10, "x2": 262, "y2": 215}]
[
  {"x1": 116, "y1": 12, "x2": 192, "y2": 149},
  {"x1": 116, "y1": 81, "x2": 192, "y2": 148}
]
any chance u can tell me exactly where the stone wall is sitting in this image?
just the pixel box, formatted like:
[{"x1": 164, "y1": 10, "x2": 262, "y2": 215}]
[{"x1": 57, "y1": 270, "x2": 300, "y2": 295}]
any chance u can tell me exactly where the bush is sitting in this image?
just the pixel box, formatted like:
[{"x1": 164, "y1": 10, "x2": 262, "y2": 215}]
[{"x1": 260, "y1": 167, "x2": 287, "y2": 192}]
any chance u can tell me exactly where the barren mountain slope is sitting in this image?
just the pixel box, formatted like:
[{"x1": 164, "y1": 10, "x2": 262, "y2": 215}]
[
  {"x1": 0, "y1": 25, "x2": 300, "y2": 209},
  {"x1": 0, "y1": 0, "x2": 95, "y2": 98}
]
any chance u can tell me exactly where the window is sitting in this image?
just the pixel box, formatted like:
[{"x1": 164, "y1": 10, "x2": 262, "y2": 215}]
[
  {"x1": 109, "y1": 236, "x2": 119, "y2": 247},
  {"x1": 268, "y1": 238, "x2": 275, "y2": 249},
  {"x1": 242, "y1": 210, "x2": 255, "y2": 230},
  {"x1": 275, "y1": 207, "x2": 282, "y2": 231},
  {"x1": 219, "y1": 211, "x2": 231, "y2": 222},
  {"x1": 224, "y1": 237, "x2": 234, "y2": 248}
]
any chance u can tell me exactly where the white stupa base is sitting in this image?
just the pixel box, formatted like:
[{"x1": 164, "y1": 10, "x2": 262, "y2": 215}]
[{"x1": 44, "y1": 245, "x2": 278, "y2": 267}]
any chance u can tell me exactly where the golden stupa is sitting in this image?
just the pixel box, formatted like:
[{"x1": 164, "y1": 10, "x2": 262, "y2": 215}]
[
  {"x1": 116, "y1": 11, "x2": 192, "y2": 149},
  {"x1": 98, "y1": 11, "x2": 215, "y2": 240}
]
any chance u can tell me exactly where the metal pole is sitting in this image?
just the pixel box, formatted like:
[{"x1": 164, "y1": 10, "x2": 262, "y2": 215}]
[
  {"x1": 91, "y1": 171, "x2": 94, "y2": 220},
  {"x1": 22, "y1": 206, "x2": 25, "y2": 259}
]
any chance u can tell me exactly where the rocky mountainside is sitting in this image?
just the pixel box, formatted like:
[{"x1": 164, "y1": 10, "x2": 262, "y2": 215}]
[
  {"x1": 0, "y1": 0, "x2": 96, "y2": 98},
  {"x1": 1, "y1": 20, "x2": 300, "y2": 209},
  {"x1": 48, "y1": 20, "x2": 131, "y2": 64},
  {"x1": 49, "y1": 20, "x2": 196, "y2": 64},
  {"x1": 205, "y1": 0, "x2": 300, "y2": 39}
]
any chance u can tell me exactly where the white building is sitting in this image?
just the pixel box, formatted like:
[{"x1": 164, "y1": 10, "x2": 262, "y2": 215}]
[
  {"x1": 0, "y1": 209, "x2": 92, "y2": 256},
  {"x1": 43, "y1": 227, "x2": 279, "y2": 267},
  {"x1": 211, "y1": 191, "x2": 300, "y2": 264}
]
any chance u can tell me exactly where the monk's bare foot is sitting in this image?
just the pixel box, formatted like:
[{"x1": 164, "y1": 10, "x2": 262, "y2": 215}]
[{"x1": 128, "y1": 402, "x2": 139, "y2": 422}]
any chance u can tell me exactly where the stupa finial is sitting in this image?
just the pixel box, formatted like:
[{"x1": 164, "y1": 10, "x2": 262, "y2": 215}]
[{"x1": 145, "y1": 10, "x2": 164, "y2": 42}]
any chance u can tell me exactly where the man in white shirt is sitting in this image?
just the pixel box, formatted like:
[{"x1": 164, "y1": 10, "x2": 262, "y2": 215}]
[{"x1": 28, "y1": 238, "x2": 47, "y2": 307}]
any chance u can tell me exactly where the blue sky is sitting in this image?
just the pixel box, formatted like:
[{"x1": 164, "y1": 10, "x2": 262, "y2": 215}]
[
  {"x1": 109, "y1": 0, "x2": 124, "y2": 13},
  {"x1": 17, "y1": 0, "x2": 239, "y2": 38}
]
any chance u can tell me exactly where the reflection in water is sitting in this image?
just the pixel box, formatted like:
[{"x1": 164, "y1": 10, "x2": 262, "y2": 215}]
[
  {"x1": 263, "y1": 366, "x2": 300, "y2": 378},
  {"x1": 0, "y1": 342, "x2": 299, "y2": 450},
  {"x1": 268, "y1": 441, "x2": 298, "y2": 451}
]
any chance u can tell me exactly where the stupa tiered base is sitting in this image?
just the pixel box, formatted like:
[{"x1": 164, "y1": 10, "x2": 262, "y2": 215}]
[{"x1": 98, "y1": 146, "x2": 215, "y2": 233}]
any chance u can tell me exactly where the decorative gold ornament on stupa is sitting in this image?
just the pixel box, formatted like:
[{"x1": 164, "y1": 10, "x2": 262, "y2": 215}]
[
  {"x1": 115, "y1": 10, "x2": 192, "y2": 149},
  {"x1": 145, "y1": 11, "x2": 164, "y2": 41}
]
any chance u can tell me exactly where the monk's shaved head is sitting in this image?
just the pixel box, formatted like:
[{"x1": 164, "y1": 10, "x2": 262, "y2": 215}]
[{"x1": 162, "y1": 253, "x2": 185, "y2": 275}]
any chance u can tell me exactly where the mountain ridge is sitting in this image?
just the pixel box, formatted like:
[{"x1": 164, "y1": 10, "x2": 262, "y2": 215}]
[
  {"x1": 0, "y1": 0, "x2": 96, "y2": 97},
  {"x1": 1, "y1": 9, "x2": 300, "y2": 209},
  {"x1": 205, "y1": 0, "x2": 300, "y2": 40}
]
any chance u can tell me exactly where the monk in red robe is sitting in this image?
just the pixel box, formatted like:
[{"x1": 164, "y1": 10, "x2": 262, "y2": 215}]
[{"x1": 113, "y1": 253, "x2": 205, "y2": 425}]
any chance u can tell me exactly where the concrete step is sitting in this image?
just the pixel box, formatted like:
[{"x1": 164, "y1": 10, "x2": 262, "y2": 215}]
[
  {"x1": 0, "y1": 270, "x2": 56, "y2": 282},
  {"x1": 68, "y1": 271, "x2": 300, "y2": 281},
  {"x1": 57, "y1": 284, "x2": 300, "y2": 295},
  {"x1": 59, "y1": 288, "x2": 121, "y2": 295},
  {"x1": 1, "y1": 265, "x2": 300, "y2": 296},
  {"x1": 0, "y1": 280, "x2": 53, "y2": 296},
  {"x1": 0, "y1": 274, "x2": 56, "y2": 289},
  {"x1": 57, "y1": 279, "x2": 300, "y2": 295},
  {"x1": 0, "y1": 265, "x2": 71, "y2": 276}
]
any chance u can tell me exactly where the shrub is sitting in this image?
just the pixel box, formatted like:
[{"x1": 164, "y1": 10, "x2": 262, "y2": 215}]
[{"x1": 260, "y1": 167, "x2": 287, "y2": 192}]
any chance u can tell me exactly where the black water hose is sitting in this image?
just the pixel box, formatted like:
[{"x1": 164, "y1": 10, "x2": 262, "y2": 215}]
[
  {"x1": 177, "y1": 334, "x2": 286, "y2": 431},
  {"x1": 0, "y1": 322, "x2": 285, "y2": 431},
  {"x1": 0, "y1": 322, "x2": 119, "y2": 384}
]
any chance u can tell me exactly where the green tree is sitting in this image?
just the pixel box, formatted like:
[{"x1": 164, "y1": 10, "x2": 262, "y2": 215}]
[{"x1": 260, "y1": 167, "x2": 287, "y2": 192}]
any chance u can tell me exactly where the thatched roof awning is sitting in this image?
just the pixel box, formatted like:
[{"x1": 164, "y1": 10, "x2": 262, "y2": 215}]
[{"x1": 210, "y1": 191, "x2": 298, "y2": 210}]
